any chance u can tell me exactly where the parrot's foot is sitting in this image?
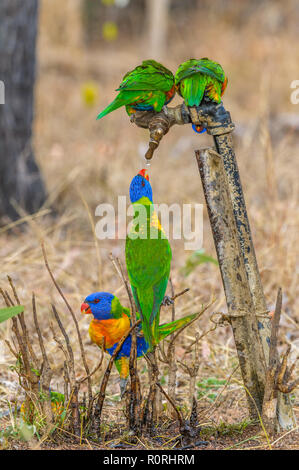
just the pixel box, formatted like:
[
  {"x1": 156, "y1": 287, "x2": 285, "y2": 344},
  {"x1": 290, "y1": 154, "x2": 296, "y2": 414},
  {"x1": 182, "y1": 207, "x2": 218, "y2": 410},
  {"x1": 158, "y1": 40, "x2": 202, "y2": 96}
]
[
  {"x1": 161, "y1": 295, "x2": 174, "y2": 307},
  {"x1": 119, "y1": 378, "x2": 128, "y2": 398}
]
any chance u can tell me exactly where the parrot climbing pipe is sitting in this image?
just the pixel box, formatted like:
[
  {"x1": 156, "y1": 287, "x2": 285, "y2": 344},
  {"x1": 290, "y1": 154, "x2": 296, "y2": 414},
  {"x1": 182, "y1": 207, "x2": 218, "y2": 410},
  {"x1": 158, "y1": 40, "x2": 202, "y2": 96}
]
[
  {"x1": 81, "y1": 292, "x2": 199, "y2": 396},
  {"x1": 175, "y1": 58, "x2": 228, "y2": 134},
  {"x1": 97, "y1": 60, "x2": 175, "y2": 119},
  {"x1": 125, "y1": 169, "x2": 172, "y2": 351}
]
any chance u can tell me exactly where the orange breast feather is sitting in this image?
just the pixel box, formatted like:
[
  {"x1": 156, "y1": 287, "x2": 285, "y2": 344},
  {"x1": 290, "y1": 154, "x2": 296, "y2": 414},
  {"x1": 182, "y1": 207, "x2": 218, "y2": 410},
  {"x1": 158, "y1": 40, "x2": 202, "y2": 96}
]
[{"x1": 89, "y1": 313, "x2": 130, "y2": 350}]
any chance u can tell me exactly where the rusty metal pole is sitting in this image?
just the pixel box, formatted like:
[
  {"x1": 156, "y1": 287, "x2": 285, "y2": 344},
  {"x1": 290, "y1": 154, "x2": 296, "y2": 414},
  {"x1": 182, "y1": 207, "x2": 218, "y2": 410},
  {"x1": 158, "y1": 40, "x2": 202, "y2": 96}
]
[{"x1": 196, "y1": 148, "x2": 266, "y2": 416}]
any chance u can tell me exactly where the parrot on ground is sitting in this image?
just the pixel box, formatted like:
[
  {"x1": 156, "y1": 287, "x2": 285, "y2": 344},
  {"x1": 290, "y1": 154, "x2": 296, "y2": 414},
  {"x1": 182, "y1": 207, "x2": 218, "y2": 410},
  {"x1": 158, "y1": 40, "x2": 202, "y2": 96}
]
[
  {"x1": 97, "y1": 59, "x2": 175, "y2": 119},
  {"x1": 175, "y1": 58, "x2": 228, "y2": 134},
  {"x1": 81, "y1": 292, "x2": 199, "y2": 396},
  {"x1": 125, "y1": 169, "x2": 172, "y2": 351}
]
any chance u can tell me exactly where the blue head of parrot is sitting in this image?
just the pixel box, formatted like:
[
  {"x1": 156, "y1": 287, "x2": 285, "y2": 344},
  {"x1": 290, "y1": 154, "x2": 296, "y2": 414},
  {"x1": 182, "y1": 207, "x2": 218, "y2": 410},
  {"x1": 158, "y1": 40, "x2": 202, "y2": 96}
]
[
  {"x1": 81, "y1": 292, "x2": 114, "y2": 320},
  {"x1": 129, "y1": 169, "x2": 153, "y2": 203}
]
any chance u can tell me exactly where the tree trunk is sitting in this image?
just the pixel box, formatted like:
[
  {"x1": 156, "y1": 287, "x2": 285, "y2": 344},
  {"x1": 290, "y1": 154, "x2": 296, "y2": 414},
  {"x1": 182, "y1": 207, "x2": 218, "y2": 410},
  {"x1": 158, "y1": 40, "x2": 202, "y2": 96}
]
[
  {"x1": 0, "y1": 0, "x2": 46, "y2": 221},
  {"x1": 146, "y1": 0, "x2": 170, "y2": 60}
]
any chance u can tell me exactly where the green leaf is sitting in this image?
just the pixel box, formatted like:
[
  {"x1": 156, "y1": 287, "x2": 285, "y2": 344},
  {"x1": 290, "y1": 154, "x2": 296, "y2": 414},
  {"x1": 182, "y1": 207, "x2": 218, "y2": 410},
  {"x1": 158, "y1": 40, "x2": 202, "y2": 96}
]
[
  {"x1": 181, "y1": 249, "x2": 218, "y2": 277},
  {"x1": 0, "y1": 305, "x2": 24, "y2": 323}
]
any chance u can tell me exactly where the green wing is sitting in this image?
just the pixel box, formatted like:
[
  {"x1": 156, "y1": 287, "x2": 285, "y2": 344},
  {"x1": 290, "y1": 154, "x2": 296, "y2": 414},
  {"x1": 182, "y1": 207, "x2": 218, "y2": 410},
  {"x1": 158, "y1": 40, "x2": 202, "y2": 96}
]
[
  {"x1": 125, "y1": 212, "x2": 172, "y2": 349},
  {"x1": 175, "y1": 58, "x2": 226, "y2": 106},
  {"x1": 119, "y1": 60, "x2": 174, "y2": 92},
  {"x1": 175, "y1": 58, "x2": 225, "y2": 84},
  {"x1": 97, "y1": 60, "x2": 174, "y2": 119}
]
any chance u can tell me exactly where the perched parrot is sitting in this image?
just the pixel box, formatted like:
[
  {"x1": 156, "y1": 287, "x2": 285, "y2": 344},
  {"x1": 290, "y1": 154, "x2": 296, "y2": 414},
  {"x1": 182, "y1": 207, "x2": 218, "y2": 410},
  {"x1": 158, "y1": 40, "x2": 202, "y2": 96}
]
[
  {"x1": 175, "y1": 58, "x2": 228, "y2": 133},
  {"x1": 97, "y1": 59, "x2": 175, "y2": 119},
  {"x1": 81, "y1": 291, "x2": 199, "y2": 396},
  {"x1": 125, "y1": 169, "x2": 172, "y2": 351}
]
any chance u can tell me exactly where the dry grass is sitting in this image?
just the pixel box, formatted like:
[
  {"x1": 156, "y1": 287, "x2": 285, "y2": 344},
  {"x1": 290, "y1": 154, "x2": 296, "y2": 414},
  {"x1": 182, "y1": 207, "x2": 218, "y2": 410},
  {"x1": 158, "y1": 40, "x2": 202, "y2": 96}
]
[{"x1": 0, "y1": 0, "x2": 298, "y2": 450}]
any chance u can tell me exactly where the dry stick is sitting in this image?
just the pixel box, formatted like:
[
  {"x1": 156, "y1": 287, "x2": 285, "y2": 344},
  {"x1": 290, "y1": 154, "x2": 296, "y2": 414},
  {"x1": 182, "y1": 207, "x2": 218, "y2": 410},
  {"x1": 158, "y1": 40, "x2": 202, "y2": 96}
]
[
  {"x1": 7, "y1": 276, "x2": 36, "y2": 364},
  {"x1": 178, "y1": 333, "x2": 200, "y2": 410},
  {"x1": 32, "y1": 294, "x2": 53, "y2": 427},
  {"x1": 158, "y1": 304, "x2": 212, "y2": 421},
  {"x1": 93, "y1": 319, "x2": 141, "y2": 438},
  {"x1": 4, "y1": 339, "x2": 18, "y2": 359},
  {"x1": 0, "y1": 288, "x2": 39, "y2": 396},
  {"x1": 143, "y1": 350, "x2": 160, "y2": 432},
  {"x1": 158, "y1": 287, "x2": 192, "y2": 362},
  {"x1": 261, "y1": 288, "x2": 299, "y2": 434},
  {"x1": 168, "y1": 303, "x2": 212, "y2": 352},
  {"x1": 112, "y1": 255, "x2": 141, "y2": 433},
  {"x1": 261, "y1": 288, "x2": 282, "y2": 435},
  {"x1": 42, "y1": 243, "x2": 92, "y2": 413},
  {"x1": 78, "y1": 349, "x2": 104, "y2": 385},
  {"x1": 183, "y1": 310, "x2": 224, "y2": 355},
  {"x1": 49, "y1": 321, "x2": 69, "y2": 363},
  {"x1": 146, "y1": 289, "x2": 192, "y2": 426},
  {"x1": 63, "y1": 361, "x2": 70, "y2": 404},
  {"x1": 284, "y1": 361, "x2": 297, "y2": 385},
  {"x1": 51, "y1": 305, "x2": 75, "y2": 381},
  {"x1": 171, "y1": 288, "x2": 190, "y2": 302},
  {"x1": 156, "y1": 382, "x2": 195, "y2": 445},
  {"x1": 0, "y1": 286, "x2": 39, "y2": 423},
  {"x1": 156, "y1": 382, "x2": 184, "y2": 428},
  {"x1": 189, "y1": 396, "x2": 199, "y2": 430},
  {"x1": 51, "y1": 304, "x2": 80, "y2": 435},
  {"x1": 277, "y1": 345, "x2": 291, "y2": 387},
  {"x1": 166, "y1": 279, "x2": 177, "y2": 419},
  {"x1": 278, "y1": 378, "x2": 299, "y2": 394}
]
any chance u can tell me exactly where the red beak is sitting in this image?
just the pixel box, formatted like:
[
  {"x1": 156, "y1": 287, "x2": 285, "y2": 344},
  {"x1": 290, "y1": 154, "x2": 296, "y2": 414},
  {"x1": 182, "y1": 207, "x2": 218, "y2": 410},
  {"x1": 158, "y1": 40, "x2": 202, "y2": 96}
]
[
  {"x1": 138, "y1": 169, "x2": 149, "y2": 181},
  {"x1": 81, "y1": 302, "x2": 91, "y2": 314}
]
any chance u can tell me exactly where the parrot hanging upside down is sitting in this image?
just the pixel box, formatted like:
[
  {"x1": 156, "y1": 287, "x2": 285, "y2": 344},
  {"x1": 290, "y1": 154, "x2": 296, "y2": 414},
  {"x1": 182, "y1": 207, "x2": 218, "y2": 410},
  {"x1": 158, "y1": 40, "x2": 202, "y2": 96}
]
[
  {"x1": 97, "y1": 59, "x2": 175, "y2": 119},
  {"x1": 175, "y1": 58, "x2": 228, "y2": 134},
  {"x1": 125, "y1": 169, "x2": 172, "y2": 351},
  {"x1": 81, "y1": 291, "x2": 198, "y2": 396}
]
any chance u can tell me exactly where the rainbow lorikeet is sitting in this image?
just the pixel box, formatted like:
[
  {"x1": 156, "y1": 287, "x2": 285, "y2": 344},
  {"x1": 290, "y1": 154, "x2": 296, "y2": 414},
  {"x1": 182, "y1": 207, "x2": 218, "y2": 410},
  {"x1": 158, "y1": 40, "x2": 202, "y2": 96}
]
[
  {"x1": 175, "y1": 58, "x2": 228, "y2": 133},
  {"x1": 81, "y1": 292, "x2": 198, "y2": 396},
  {"x1": 97, "y1": 59, "x2": 175, "y2": 119},
  {"x1": 125, "y1": 169, "x2": 172, "y2": 351}
]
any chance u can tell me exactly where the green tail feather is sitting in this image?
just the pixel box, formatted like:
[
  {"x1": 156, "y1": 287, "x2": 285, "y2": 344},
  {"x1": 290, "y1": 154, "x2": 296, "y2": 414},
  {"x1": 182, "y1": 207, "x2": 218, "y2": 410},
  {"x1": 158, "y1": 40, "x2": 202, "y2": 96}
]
[
  {"x1": 182, "y1": 76, "x2": 206, "y2": 107},
  {"x1": 158, "y1": 311, "x2": 199, "y2": 340},
  {"x1": 97, "y1": 91, "x2": 141, "y2": 120},
  {"x1": 133, "y1": 285, "x2": 156, "y2": 348}
]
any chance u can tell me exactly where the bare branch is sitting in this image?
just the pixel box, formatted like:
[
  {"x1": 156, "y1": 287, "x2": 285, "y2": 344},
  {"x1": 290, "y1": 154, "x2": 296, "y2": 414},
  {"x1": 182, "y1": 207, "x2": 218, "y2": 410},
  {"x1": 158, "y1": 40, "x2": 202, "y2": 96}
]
[{"x1": 42, "y1": 242, "x2": 92, "y2": 406}]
